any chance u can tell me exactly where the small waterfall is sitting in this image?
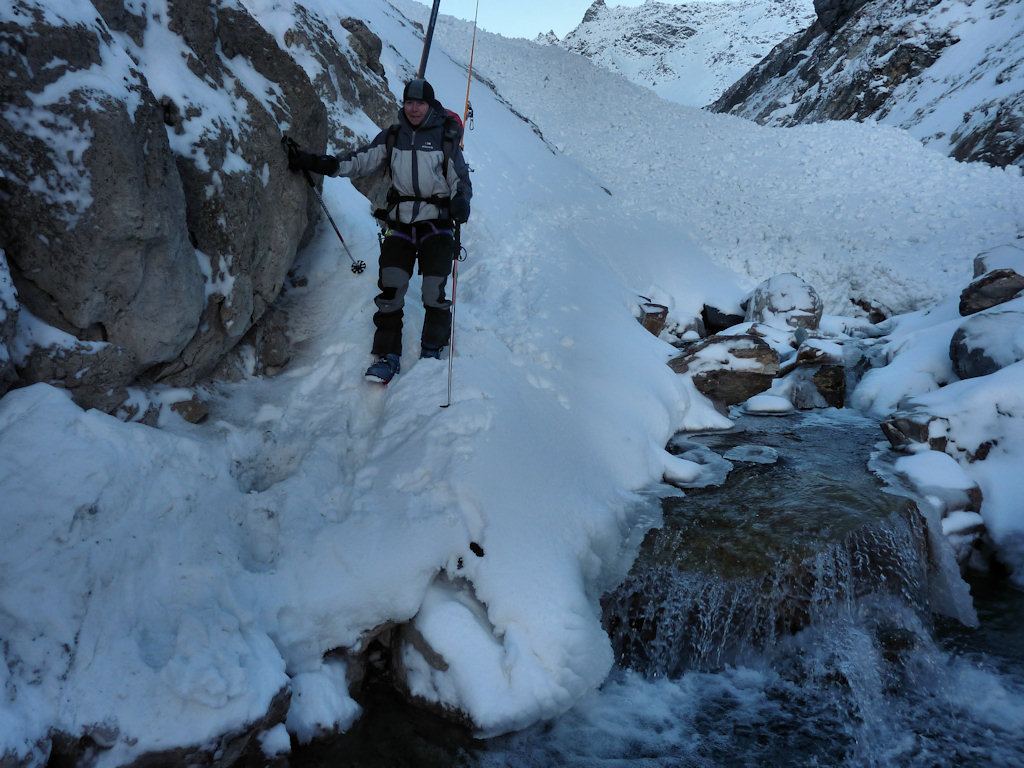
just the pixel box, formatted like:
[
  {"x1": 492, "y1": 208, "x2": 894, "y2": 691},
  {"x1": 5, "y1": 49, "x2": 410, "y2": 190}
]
[
  {"x1": 603, "y1": 500, "x2": 930, "y2": 675},
  {"x1": 602, "y1": 410, "x2": 957, "y2": 677}
]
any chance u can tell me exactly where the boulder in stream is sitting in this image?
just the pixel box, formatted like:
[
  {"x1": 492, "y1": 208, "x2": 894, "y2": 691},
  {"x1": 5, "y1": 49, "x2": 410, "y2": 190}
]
[{"x1": 668, "y1": 334, "x2": 779, "y2": 406}]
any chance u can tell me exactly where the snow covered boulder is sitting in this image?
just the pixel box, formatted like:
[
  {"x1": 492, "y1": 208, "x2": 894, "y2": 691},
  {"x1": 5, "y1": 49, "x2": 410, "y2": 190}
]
[
  {"x1": 771, "y1": 338, "x2": 847, "y2": 409},
  {"x1": 0, "y1": 0, "x2": 341, "y2": 406},
  {"x1": 744, "y1": 273, "x2": 824, "y2": 331},
  {"x1": 974, "y1": 243, "x2": 1024, "y2": 278},
  {"x1": 949, "y1": 298, "x2": 1024, "y2": 379},
  {"x1": 774, "y1": 364, "x2": 846, "y2": 410},
  {"x1": 668, "y1": 334, "x2": 780, "y2": 406},
  {"x1": 880, "y1": 409, "x2": 951, "y2": 454},
  {"x1": 128, "y1": 0, "x2": 329, "y2": 386},
  {"x1": 893, "y1": 450, "x2": 985, "y2": 567},
  {"x1": 959, "y1": 244, "x2": 1024, "y2": 316},
  {"x1": 0, "y1": 2, "x2": 203, "y2": 381},
  {"x1": 880, "y1": 362, "x2": 1024, "y2": 581}
]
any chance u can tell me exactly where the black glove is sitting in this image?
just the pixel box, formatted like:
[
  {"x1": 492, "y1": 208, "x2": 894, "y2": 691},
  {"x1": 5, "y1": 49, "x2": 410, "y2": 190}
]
[
  {"x1": 450, "y1": 194, "x2": 470, "y2": 224},
  {"x1": 284, "y1": 138, "x2": 339, "y2": 176}
]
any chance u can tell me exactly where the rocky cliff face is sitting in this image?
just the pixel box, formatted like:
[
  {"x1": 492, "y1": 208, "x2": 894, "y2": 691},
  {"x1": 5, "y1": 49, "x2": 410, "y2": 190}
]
[
  {"x1": 554, "y1": 0, "x2": 815, "y2": 107},
  {"x1": 711, "y1": 0, "x2": 1024, "y2": 168},
  {"x1": 0, "y1": 0, "x2": 396, "y2": 416}
]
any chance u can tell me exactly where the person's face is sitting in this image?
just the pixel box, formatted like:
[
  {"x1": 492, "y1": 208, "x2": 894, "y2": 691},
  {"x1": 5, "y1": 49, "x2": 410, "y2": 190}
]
[{"x1": 404, "y1": 98, "x2": 429, "y2": 126}]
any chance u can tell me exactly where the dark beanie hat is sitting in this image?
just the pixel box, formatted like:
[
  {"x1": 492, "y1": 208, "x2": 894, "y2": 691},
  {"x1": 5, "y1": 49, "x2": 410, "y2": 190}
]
[{"x1": 403, "y1": 78, "x2": 434, "y2": 103}]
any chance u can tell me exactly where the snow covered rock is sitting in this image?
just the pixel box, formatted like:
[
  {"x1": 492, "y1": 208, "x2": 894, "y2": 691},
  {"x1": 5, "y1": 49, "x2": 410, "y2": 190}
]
[
  {"x1": 0, "y1": 0, "x2": 364, "y2": 409},
  {"x1": 878, "y1": 361, "x2": 1024, "y2": 579},
  {"x1": 959, "y1": 244, "x2": 1024, "y2": 315},
  {"x1": 668, "y1": 334, "x2": 780, "y2": 406},
  {"x1": 770, "y1": 336, "x2": 850, "y2": 410},
  {"x1": 744, "y1": 272, "x2": 823, "y2": 330},
  {"x1": 974, "y1": 242, "x2": 1024, "y2": 278},
  {"x1": 866, "y1": 285, "x2": 1024, "y2": 576},
  {"x1": 949, "y1": 298, "x2": 1024, "y2": 380},
  {"x1": 712, "y1": 0, "x2": 1024, "y2": 169},
  {"x1": 0, "y1": 2, "x2": 203, "y2": 377},
  {"x1": 892, "y1": 450, "x2": 985, "y2": 567},
  {"x1": 959, "y1": 268, "x2": 1024, "y2": 316}
]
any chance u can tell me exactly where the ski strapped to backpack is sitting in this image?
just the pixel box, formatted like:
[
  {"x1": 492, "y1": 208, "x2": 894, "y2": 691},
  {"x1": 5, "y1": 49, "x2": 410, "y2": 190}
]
[{"x1": 373, "y1": 110, "x2": 464, "y2": 222}]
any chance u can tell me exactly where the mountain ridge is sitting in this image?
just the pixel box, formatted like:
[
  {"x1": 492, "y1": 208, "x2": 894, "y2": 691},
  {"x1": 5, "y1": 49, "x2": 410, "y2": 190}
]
[{"x1": 550, "y1": 0, "x2": 815, "y2": 107}]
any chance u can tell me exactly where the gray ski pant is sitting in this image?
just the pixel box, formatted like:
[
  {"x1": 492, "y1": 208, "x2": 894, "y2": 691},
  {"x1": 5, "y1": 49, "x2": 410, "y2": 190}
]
[{"x1": 371, "y1": 221, "x2": 453, "y2": 357}]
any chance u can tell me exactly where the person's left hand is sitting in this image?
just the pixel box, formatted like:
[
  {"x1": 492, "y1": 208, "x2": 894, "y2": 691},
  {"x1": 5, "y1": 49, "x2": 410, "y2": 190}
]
[{"x1": 450, "y1": 194, "x2": 470, "y2": 224}]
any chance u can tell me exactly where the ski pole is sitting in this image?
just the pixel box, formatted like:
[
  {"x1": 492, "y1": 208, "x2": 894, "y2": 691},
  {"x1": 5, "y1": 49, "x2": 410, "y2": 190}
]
[
  {"x1": 441, "y1": 224, "x2": 464, "y2": 408},
  {"x1": 417, "y1": 0, "x2": 442, "y2": 78},
  {"x1": 282, "y1": 136, "x2": 366, "y2": 275}
]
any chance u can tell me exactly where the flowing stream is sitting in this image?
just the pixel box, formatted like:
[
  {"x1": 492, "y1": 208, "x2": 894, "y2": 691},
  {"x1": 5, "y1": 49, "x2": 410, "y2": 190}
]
[{"x1": 294, "y1": 409, "x2": 1024, "y2": 767}]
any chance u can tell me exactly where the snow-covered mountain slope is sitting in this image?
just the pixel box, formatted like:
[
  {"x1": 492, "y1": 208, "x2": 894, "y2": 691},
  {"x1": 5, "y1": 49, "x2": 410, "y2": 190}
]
[
  {"x1": 418, "y1": 0, "x2": 1022, "y2": 316},
  {"x1": 1, "y1": 0, "x2": 1024, "y2": 765},
  {"x1": 552, "y1": 0, "x2": 816, "y2": 106},
  {"x1": 712, "y1": 0, "x2": 1024, "y2": 168}
]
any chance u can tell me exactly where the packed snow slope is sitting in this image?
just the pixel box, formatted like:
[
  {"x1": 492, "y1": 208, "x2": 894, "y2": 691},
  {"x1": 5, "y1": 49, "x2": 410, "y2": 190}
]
[{"x1": 1, "y1": 0, "x2": 1024, "y2": 765}]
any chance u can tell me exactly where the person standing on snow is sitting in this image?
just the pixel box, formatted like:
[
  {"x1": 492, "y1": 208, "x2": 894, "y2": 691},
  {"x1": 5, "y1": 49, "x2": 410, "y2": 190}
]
[{"x1": 287, "y1": 78, "x2": 472, "y2": 384}]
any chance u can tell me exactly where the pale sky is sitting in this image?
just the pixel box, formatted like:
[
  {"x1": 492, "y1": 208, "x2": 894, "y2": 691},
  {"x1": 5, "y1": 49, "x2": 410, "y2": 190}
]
[{"x1": 427, "y1": 0, "x2": 650, "y2": 40}]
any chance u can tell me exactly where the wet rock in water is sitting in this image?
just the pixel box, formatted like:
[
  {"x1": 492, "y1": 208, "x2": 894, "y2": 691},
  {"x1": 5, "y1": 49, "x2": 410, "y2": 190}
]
[
  {"x1": 880, "y1": 410, "x2": 950, "y2": 453},
  {"x1": 723, "y1": 444, "x2": 779, "y2": 464},
  {"x1": 812, "y1": 364, "x2": 846, "y2": 408}
]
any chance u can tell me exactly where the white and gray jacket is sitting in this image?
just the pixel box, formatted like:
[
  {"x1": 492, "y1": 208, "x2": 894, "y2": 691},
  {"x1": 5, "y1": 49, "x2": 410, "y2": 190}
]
[{"x1": 331, "y1": 104, "x2": 472, "y2": 226}]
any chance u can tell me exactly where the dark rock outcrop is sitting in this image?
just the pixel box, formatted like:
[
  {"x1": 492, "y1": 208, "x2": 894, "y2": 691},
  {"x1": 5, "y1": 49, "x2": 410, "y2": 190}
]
[
  {"x1": 0, "y1": 0, "x2": 393, "y2": 414},
  {"x1": 0, "y1": 5, "x2": 203, "y2": 384},
  {"x1": 712, "y1": 0, "x2": 1024, "y2": 169},
  {"x1": 813, "y1": 0, "x2": 871, "y2": 34},
  {"x1": 129, "y1": 0, "x2": 327, "y2": 386}
]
